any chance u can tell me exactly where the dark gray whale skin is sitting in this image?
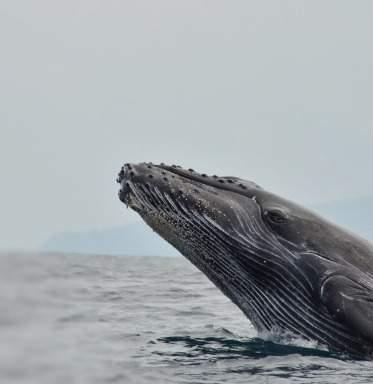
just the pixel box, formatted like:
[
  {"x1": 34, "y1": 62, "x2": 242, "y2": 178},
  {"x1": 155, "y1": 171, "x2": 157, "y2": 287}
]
[{"x1": 117, "y1": 162, "x2": 373, "y2": 358}]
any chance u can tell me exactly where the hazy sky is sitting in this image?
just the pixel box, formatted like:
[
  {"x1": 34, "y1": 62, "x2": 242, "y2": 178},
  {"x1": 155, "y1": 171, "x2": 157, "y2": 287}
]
[{"x1": 1, "y1": 1, "x2": 373, "y2": 250}]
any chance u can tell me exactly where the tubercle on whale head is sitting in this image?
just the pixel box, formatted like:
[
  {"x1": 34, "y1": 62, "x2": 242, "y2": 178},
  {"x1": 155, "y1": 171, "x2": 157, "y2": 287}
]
[{"x1": 116, "y1": 162, "x2": 262, "y2": 205}]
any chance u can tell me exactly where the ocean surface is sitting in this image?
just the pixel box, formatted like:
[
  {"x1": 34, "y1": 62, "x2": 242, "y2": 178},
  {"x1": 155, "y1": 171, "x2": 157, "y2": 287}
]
[{"x1": 1, "y1": 252, "x2": 373, "y2": 384}]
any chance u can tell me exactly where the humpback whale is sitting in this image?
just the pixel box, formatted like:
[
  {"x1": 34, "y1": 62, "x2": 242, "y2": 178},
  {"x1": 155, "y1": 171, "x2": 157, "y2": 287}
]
[{"x1": 117, "y1": 162, "x2": 373, "y2": 357}]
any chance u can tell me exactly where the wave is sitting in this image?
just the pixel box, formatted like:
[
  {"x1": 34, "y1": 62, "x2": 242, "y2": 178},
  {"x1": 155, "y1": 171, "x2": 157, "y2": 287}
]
[{"x1": 154, "y1": 335, "x2": 347, "y2": 360}]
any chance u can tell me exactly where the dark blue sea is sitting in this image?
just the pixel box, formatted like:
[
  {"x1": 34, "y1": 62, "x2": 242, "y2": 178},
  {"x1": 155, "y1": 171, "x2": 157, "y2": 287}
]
[{"x1": 1, "y1": 252, "x2": 373, "y2": 384}]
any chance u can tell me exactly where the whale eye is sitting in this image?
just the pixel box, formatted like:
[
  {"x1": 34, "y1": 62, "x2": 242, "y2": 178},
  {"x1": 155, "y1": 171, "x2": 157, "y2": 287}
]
[{"x1": 264, "y1": 209, "x2": 288, "y2": 225}]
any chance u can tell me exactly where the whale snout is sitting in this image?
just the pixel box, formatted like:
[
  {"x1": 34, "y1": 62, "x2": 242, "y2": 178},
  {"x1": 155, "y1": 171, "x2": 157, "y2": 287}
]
[
  {"x1": 117, "y1": 163, "x2": 186, "y2": 206},
  {"x1": 117, "y1": 163, "x2": 153, "y2": 204}
]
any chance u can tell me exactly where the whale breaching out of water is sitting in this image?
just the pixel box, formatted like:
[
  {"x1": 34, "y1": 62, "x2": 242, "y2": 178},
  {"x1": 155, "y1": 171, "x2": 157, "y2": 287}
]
[{"x1": 117, "y1": 162, "x2": 373, "y2": 357}]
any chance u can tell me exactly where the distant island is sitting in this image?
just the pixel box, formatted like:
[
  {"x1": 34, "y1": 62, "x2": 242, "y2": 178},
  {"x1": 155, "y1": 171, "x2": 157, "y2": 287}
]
[
  {"x1": 43, "y1": 197, "x2": 373, "y2": 256},
  {"x1": 43, "y1": 222, "x2": 179, "y2": 257}
]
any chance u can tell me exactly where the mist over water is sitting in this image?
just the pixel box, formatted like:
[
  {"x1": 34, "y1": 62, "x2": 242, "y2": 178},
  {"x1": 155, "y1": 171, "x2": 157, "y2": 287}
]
[{"x1": 2, "y1": 252, "x2": 373, "y2": 384}]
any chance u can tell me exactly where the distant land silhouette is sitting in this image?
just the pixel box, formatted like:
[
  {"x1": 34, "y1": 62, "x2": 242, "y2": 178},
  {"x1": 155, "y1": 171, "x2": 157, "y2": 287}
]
[
  {"x1": 43, "y1": 197, "x2": 373, "y2": 256},
  {"x1": 43, "y1": 222, "x2": 178, "y2": 256}
]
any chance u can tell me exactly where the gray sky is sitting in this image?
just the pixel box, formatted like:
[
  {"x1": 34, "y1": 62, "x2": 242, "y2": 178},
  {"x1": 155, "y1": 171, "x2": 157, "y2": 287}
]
[{"x1": 1, "y1": 0, "x2": 373, "y2": 250}]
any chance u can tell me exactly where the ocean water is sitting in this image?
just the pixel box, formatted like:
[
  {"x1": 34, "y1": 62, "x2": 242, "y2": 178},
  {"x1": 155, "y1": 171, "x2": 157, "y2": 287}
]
[{"x1": 1, "y1": 252, "x2": 373, "y2": 384}]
